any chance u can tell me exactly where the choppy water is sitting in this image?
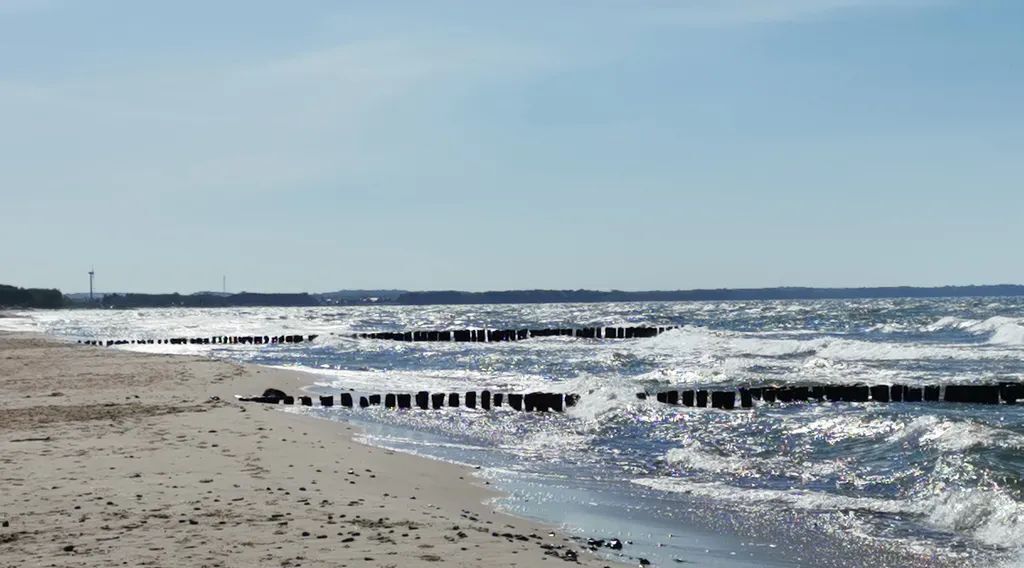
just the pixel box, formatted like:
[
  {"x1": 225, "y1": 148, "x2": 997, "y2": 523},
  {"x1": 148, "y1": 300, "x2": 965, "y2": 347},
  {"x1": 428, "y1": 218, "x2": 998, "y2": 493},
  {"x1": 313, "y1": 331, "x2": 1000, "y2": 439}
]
[{"x1": 4, "y1": 298, "x2": 1024, "y2": 567}]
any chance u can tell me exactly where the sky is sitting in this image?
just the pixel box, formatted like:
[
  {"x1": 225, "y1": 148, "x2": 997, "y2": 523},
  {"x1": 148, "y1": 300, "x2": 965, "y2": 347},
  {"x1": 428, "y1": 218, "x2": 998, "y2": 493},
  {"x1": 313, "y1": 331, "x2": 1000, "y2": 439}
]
[{"x1": 1, "y1": 0, "x2": 1021, "y2": 294}]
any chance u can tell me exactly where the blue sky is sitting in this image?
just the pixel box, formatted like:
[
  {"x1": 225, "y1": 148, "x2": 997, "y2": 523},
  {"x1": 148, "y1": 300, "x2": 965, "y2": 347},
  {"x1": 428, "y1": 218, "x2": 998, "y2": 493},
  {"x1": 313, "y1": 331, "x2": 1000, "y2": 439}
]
[{"x1": 1, "y1": 0, "x2": 1021, "y2": 293}]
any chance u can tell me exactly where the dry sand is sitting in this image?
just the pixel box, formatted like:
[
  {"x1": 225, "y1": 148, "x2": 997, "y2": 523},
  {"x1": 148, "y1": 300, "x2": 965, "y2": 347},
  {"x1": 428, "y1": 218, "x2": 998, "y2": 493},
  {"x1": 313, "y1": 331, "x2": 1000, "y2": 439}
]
[{"x1": 0, "y1": 333, "x2": 626, "y2": 567}]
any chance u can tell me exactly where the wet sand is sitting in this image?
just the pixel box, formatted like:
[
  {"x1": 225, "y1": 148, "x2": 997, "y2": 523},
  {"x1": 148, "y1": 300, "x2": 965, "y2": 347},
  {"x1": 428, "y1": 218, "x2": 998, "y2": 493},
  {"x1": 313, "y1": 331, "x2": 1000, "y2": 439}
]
[{"x1": 0, "y1": 333, "x2": 626, "y2": 567}]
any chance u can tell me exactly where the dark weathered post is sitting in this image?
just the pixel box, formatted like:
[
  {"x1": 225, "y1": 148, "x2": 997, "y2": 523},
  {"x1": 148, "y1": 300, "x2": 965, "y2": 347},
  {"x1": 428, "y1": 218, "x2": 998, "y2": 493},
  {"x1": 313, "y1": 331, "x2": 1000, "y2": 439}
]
[
  {"x1": 711, "y1": 391, "x2": 735, "y2": 410},
  {"x1": 508, "y1": 393, "x2": 523, "y2": 411},
  {"x1": 739, "y1": 389, "x2": 753, "y2": 408},
  {"x1": 681, "y1": 390, "x2": 695, "y2": 407},
  {"x1": 696, "y1": 390, "x2": 708, "y2": 407},
  {"x1": 871, "y1": 385, "x2": 890, "y2": 403}
]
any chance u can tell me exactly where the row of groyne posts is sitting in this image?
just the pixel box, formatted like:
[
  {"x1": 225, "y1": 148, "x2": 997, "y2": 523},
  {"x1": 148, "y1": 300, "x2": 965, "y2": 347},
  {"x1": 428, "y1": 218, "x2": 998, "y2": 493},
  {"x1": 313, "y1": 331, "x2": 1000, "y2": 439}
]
[
  {"x1": 242, "y1": 382, "x2": 1024, "y2": 412},
  {"x1": 353, "y1": 325, "x2": 675, "y2": 342},
  {"x1": 80, "y1": 334, "x2": 319, "y2": 347},
  {"x1": 642, "y1": 382, "x2": 1024, "y2": 408},
  {"x1": 242, "y1": 388, "x2": 578, "y2": 412}
]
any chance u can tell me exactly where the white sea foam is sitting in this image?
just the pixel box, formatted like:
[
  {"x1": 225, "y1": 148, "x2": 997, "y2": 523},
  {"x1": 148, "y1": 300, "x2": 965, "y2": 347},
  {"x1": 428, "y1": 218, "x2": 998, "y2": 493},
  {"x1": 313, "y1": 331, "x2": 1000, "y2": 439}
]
[
  {"x1": 645, "y1": 325, "x2": 1014, "y2": 366},
  {"x1": 924, "y1": 316, "x2": 977, "y2": 332},
  {"x1": 868, "y1": 322, "x2": 909, "y2": 333},
  {"x1": 924, "y1": 486, "x2": 1024, "y2": 549},
  {"x1": 635, "y1": 477, "x2": 1024, "y2": 553},
  {"x1": 786, "y1": 411, "x2": 905, "y2": 443},
  {"x1": 890, "y1": 415, "x2": 1024, "y2": 452},
  {"x1": 632, "y1": 477, "x2": 912, "y2": 515},
  {"x1": 664, "y1": 444, "x2": 757, "y2": 475},
  {"x1": 989, "y1": 322, "x2": 1024, "y2": 346},
  {"x1": 295, "y1": 365, "x2": 548, "y2": 393},
  {"x1": 922, "y1": 315, "x2": 1024, "y2": 346}
]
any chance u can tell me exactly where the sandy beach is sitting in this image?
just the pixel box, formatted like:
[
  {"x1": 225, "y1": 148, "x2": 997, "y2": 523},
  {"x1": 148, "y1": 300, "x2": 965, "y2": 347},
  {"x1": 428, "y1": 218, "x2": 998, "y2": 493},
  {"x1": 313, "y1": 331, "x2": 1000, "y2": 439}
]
[{"x1": 0, "y1": 332, "x2": 626, "y2": 567}]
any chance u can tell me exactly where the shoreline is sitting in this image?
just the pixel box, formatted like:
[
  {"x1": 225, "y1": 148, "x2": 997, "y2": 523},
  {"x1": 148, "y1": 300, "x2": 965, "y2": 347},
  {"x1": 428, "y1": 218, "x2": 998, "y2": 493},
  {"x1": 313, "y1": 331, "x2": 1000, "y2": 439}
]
[{"x1": 0, "y1": 332, "x2": 628, "y2": 567}]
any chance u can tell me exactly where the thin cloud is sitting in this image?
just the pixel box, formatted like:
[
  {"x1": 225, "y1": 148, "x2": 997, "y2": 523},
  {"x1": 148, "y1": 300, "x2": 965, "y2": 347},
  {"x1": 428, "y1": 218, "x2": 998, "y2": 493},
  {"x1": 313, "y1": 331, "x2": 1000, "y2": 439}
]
[{"x1": 588, "y1": 0, "x2": 945, "y2": 27}]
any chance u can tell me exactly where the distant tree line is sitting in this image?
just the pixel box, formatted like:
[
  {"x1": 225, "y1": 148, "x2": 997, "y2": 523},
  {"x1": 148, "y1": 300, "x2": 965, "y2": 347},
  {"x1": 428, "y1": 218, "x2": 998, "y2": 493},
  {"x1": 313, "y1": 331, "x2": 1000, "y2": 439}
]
[
  {"x1": 0, "y1": 284, "x2": 65, "y2": 308},
  {"x1": 100, "y1": 292, "x2": 319, "y2": 308},
  {"x1": 7, "y1": 284, "x2": 1024, "y2": 310},
  {"x1": 392, "y1": 285, "x2": 1024, "y2": 305}
]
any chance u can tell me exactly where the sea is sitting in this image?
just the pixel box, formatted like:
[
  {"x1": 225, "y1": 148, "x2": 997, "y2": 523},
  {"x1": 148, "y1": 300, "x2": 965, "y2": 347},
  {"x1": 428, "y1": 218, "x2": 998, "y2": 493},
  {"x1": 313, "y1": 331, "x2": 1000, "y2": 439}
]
[{"x1": 3, "y1": 297, "x2": 1024, "y2": 567}]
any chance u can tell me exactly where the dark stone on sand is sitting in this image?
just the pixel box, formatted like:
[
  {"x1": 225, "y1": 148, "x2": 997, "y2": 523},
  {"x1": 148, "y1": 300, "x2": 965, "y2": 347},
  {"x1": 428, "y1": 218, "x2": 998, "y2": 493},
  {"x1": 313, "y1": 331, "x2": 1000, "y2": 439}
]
[
  {"x1": 241, "y1": 388, "x2": 290, "y2": 404},
  {"x1": 384, "y1": 394, "x2": 396, "y2": 408},
  {"x1": 340, "y1": 393, "x2": 353, "y2": 407},
  {"x1": 319, "y1": 395, "x2": 334, "y2": 407},
  {"x1": 397, "y1": 394, "x2": 412, "y2": 409},
  {"x1": 480, "y1": 390, "x2": 491, "y2": 410},
  {"x1": 465, "y1": 391, "x2": 477, "y2": 408},
  {"x1": 431, "y1": 393, "x2": 445, "y2": 409}
]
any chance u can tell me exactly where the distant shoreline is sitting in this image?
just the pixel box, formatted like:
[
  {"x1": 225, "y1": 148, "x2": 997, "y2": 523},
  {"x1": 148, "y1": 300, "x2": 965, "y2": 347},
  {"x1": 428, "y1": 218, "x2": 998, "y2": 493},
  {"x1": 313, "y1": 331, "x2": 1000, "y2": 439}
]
[{"x1": 58, "y1": 284, "x2": 1024, "y2": 309}]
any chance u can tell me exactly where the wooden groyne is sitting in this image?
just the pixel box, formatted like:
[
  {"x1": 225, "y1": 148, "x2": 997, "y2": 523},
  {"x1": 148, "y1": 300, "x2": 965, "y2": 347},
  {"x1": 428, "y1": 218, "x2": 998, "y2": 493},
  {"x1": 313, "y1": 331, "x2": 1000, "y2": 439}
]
[
  {"x1": 354, "y1": 326, "x2": 676, "y2": 342},
  {"x1": 240, "y1": 389, "x2": 579, "y2": 412},
  {"x1": 644, "y1": 382, "x2": 1023, "y2": 407},
  {"x1": 240, "y1": 382, "x2": 1023, "y2": 412},
  {"x1": 79, "y1": 334, "x2": 319, "y2": 347}
]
